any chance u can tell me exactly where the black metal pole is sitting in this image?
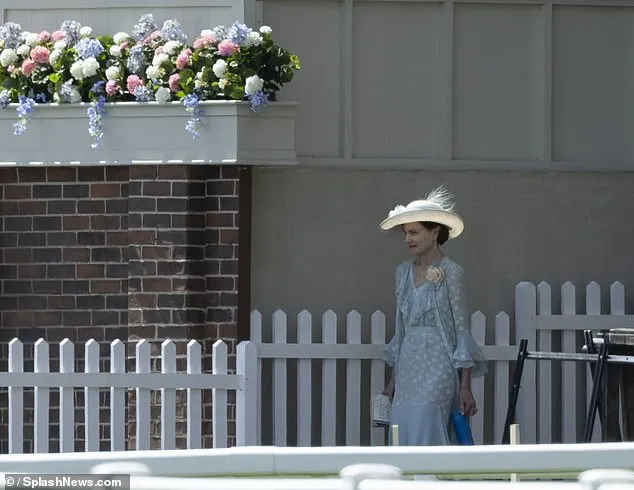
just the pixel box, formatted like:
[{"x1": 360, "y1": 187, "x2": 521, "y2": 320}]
[
  {"x1": 584, "y1": 330, "x2": 605, "y2": 427},
  {"x1": 583, "y1": 342, "x2": 608, "y2": 442},
  {"x1": 502, "y1": 339, "x2": 528, "y2": 444}
]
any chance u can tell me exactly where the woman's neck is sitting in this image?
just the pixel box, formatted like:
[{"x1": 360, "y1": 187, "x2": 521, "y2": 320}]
[{"x1": 415, "y1": 248, "x2": 443, "y2": 267}]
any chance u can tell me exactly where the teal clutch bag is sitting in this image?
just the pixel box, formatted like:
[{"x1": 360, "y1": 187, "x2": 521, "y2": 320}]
[{"x1": 451, "y1": 410, "x2": 474, "y2": 445}]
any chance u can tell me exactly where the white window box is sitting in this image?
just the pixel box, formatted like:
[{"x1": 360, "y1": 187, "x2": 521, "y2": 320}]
[{"x1": 0, "y1": 100, "x2": 297, "y2": 166}]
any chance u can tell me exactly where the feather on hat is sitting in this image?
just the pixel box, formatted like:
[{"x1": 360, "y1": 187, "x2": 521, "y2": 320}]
[{"x1": 379, "y1": 185, "x2": 464, "y2": 239}]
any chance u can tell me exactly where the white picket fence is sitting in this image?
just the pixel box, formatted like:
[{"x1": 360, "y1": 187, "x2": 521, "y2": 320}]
[
  {"x1": 251, "y1": 281, "x2": 633, "y2": 447},
  {"x1": 0, "y1": 280, "x2": 631, "y2": 452},
  {"x1": 0, "y1": 338, "x2": 258, "y2": 453}
]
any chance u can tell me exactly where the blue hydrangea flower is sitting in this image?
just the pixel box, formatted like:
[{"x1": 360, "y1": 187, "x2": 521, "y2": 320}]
[
  {"x1": 132, "y1": 14, "x2": 158, "y2": 41},
  {"x1": 227, "y1": 21, "x2": 251, "y2": 45},
  {"x1": 13, "y1": 96, "x2": 36, "y2": 135},
  {"x1": 248, "y1": 90, "x2": 268, "y2": 112},
  {"x1": 60, "y1": 80, "x2": 75, "y2": 103},
  {"x1": 0, "y1": 90, "x2": 11, "y2": 111},
  {"x1": 76, "y1": 38, "x2": 104, "y2": 60},
  {"x1": 161, "y1": 19, "x2": 187, "y2": 43},
  {"x1": 183, "y1": 94, "x2": 203, "y2": 139},
  {"x1": 134, "y1": 85, "x2": 152, "y2": 102},
  {"x1": 126, "y1": 45, "x2": 147, "y2": 74},
  {"x1": 210, "y1": 25, "x2": 227, "y2": 41},
  {"x1": 35, "y1": 92, "x2": 48, "y2": 103},
  {"x1": 61, "y1": 20, "x2": 82, "y2": 46},
  {"x1": 91, "y1": 80, "x2": 105, "y2": 95},
  {"x1": 0, "y1": 22, "x2": 23, "y2": 50},
  {"x1": 87, "y1": 96, "x2": 107, "y2": 149}
]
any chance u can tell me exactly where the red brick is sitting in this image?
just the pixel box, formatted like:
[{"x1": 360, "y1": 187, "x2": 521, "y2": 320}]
[
  {"x1": 91, "y1": 183, "x2": 121, "y2": 198},
  {"x1": 77, "y1": 264, "x2": 105, "y2": 278},
  {"x1": 4, "y1": 185, "x2": 30, "y2": 200},
  {"x1": 47, "y1": 168, "x2": 77, "y2": 182},
  {"x1": 219, "y1": 229, "x2": 239, "y2": 244},
  {"x1": 63, "y1": 216, "x2": 90, "y2": 230}
]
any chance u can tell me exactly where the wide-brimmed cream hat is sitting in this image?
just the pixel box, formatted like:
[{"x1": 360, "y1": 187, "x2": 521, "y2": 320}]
[{"x1": 379, "y1": 185, "x2": 464, "y2": 239}]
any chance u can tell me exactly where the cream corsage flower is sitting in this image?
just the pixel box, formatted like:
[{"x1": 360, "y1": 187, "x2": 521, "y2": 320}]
[{"x1": 425, "y1": 266, "x2": 445, "y2": 283}]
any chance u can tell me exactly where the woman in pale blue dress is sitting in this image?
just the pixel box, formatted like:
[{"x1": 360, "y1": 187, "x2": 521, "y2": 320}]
[{"x1": 379, "y1": 186, "x2": 487, "y2": 446}]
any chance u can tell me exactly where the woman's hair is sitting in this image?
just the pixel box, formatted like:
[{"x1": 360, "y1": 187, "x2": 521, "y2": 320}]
[{"x1": 421, "y1": 221, "x2": 450, "y2": 245}]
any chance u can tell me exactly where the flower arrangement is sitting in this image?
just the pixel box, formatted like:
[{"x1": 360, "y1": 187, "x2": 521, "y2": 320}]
[{"x1": 0, "y1": 15, "x2": 300, "y2": 147}]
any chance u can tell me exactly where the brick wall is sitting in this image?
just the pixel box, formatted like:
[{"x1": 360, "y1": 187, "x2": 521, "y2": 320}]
[{"x1": 0, "y1": 164, "x2": 248, "y2": 452}]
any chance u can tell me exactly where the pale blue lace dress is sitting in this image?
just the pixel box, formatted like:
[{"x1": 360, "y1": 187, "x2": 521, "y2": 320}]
[{"x1": 383, "y1": 257, "x2": 487, "y2": 446}]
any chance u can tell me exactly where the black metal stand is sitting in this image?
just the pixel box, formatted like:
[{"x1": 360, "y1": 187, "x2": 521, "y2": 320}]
[{"x1": 501, "y1": 331, "x2": 610, "y2": 444}]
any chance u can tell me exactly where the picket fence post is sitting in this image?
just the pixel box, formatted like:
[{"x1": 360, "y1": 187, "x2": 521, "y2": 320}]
[
  {"x1": 236, "y1": 340, "x2": 258, "y2": 446},
  {"x1": 515, "y1": 282, "x2": 537, "y2": 444}
]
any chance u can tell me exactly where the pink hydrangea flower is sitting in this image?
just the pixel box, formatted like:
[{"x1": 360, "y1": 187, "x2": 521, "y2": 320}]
[
  {"x1": 155, "y1": 46, "x2": 164, "y2": 55},
  {"x1": 143, "y1": 30, "x2": 162, "y2": 44},
  {"x1": 22, "y1": 59, "x2": 37, "y2": 76},
  {"x1": 30, "y1": 46, "x2": 50, "y2": 64},
  {"x1": 120, "y1": 41, "x2": 129, "y2": 51},
  {"x1": 217, "y1": 39, "x2": 239, "y2": 57},
  {"x1": 37, "y1": 31, "x2": 51, "y2": 42},
  {"x1": 51, "y1": 30, "x2": 65, "y2": 41},
  {"x1": 105, "y1": 80, "x2": 119, "y2": 96},
  {"x1": 176, "y1": 49, "x2": 192, "y2": 70},
  {"x1": 193, "y1": 35, "x2": 215, "y2": 49},
  {"x1": 126, "y1": 74, "x2": 144, "y2": 94},
  {"x1": 168, "y1": 73, "x2": 180, "y2": 92}
]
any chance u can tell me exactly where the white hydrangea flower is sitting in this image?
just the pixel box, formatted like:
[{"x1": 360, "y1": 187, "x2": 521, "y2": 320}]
[
  {"x1": 48, "y1": 49, "x2": 62, "y2": 66},
  {"x1": 163, "y1": 40, "x2": 180, "y2": 55},
  {"x1": 113, "y1": 32, "x2": 129, "y2": 45},
  {"x1": 25, "y1": 32, "x2": 39, "y2": 47},
  {"x1": 70, "y1": 60, "x2": 85, "y2": 79},
  {"x1": 109, "y1": 45, "x2": 122, "y2": 57},
  {"x1": 17, "y1": 44, "x2": 31, "y2": 57},
  {"x1": 105, "y1": 65, "x2": 120, "y2": 81},
  {"x1": 244, "y1": 74, "x2": 263, "y2": 95},
  {"x1": 54, "y1": 40, "x2": 67, "y2": 50},
  {"x1": 0, "y1": 48, "x2": 18, "y2": 68},
  {"x1": 259, "y1": 25, "x2": 272, "y2": 35},
  {"x1": 200, "y1": 29, "x2": 214, "y2": 37},
  {"x1": 152, "y1": 53, "x2": 169, "y2": 67},
  {"x1": 80, "y1": 26, "x2": 93, "y2": 37},
  {"x1": 145, "y1": 65, "x2": 160, "y2": 80},
  {"x1": 212, "y1": 59, "x2": 226, "y2": 78},
  {"x1": 244, "y1": 31, "x2": 262, "y2": 47},
  {"x1": 53, "y1": 92, "x2": 61, "y2": 103},
  {"x1": 155, "y1": 86, "x2": 171, "y2": 104},
  {"x1": 218, "y1": 78, "x2": 228, "y2": 90},
  {"x1": 82, "y1": 57, "x2": 99, "y2": 77}
]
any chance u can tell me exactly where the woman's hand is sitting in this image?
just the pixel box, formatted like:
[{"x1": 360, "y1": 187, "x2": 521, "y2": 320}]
[
  {"x1": 382, "y1": 379, "x2": 395, "y2": 400},
  {"x1": 459, "y1": 388, "x2": 477, "y2": 416}
]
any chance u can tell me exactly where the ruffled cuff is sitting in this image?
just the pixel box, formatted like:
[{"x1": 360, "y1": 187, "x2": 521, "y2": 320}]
[
  {"x1": 453, "y1": 331, "x2": 488, "y2": 378},
  {"x1": 382, "y1": 335, "x2": 400, "y2": 368}
]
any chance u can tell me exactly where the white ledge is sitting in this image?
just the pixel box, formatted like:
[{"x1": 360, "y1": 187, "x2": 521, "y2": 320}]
[{"x1": 0, "y1": 101, "x2": 297, "y2": 167}]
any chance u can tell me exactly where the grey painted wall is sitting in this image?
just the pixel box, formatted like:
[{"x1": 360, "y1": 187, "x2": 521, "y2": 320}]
[{"x1": 251, "y1": 167, "x2": 634, "y2": 343}]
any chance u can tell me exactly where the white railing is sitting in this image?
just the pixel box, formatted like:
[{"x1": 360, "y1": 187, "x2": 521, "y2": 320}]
[
  {"x1": 0, "y1": 443, "x2": 634, "y2": 480},
  {"x1": 0, "y1": 339, "x2": 258, "y2": 452},
  {"x1": 251, "y1": 281, "x2": 633, "y2": 446}
]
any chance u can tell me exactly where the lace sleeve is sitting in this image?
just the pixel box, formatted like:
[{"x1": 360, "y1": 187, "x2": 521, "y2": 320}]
[
  {"x1": 445, "y1": 264, "x2": 487, "y2": 379},
  {"x1": 382, "y1": 263, "x2": 406, "y2": 370}
]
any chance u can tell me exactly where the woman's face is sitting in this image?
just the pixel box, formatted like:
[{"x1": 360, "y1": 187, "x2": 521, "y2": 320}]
[{"x1": 403, "y1": 222, "x2": 438, "y2": 257}]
